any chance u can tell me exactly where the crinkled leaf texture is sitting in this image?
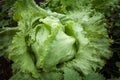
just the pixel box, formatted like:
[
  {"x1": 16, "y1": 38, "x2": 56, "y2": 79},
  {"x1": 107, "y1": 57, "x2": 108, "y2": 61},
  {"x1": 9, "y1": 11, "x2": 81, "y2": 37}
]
[
  {"x1": 8, "y1": 0, "x2": 112, "y2": 79},
  {"x1": 83, "y1": 72, "x2": 105, "y2": 80}
]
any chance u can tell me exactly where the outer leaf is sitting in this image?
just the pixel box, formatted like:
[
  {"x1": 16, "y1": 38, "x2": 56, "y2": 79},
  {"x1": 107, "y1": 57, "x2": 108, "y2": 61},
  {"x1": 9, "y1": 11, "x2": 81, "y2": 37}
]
[
  {"x1": 83, "y1": 72, "x2": 105, "y2": 80},
  {"x1": 0, "y1": 28, "x2": 18, "y2": 57},
  {"x1": 65, "y1": 10, "x2": 111, "y2": 75},
  {"x1": 9, "y1": 71, "x2": 40, "y2": 80},
  {"x1": 8, "y1": 31, "x2": 39, "y2": 78},
  {"x1": 40, "y1": 72, "x2": 62, "y2": 80},
  {"x1": 64, "y1": 67, "x2": 82, "y2": 80}
]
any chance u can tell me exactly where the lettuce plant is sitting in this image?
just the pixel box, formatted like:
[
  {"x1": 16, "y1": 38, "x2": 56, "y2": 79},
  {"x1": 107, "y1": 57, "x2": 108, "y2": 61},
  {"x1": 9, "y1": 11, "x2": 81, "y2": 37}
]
[{"x1": 7, "y1": 0, "x2": 113, "y2": 80}]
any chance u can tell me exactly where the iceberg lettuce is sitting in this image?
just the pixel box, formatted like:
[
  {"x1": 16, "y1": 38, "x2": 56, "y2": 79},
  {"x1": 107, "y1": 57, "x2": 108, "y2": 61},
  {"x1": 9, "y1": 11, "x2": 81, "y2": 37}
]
[{"x1": 8, "y1": 0, "x2": 112, "y2": 79}]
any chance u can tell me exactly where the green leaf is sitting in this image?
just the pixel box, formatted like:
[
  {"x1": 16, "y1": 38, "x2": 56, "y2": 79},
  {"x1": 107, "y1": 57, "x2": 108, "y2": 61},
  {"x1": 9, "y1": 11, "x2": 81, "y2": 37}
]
[
  {"x1": 65, "y1": 10, "x2": 111, "y2": 75},
  {"x1": 9, "y1": 71, "x2": 40, "y2": 80},
  {"x1": 64, "y1": 67, "x2": 82, "y2": 80},
  {"x1": 40, "y1": 72, "x2": 62, "y2": 80},
  {"x1": 8, "y1": 31, "x2": 40, "y2": 78},
  {"x1": 0, "y1": 27, "x2": 18, "y2": 57},
  {"x1": 83, "y1": 72, "x2": 105, "y2": 80}
]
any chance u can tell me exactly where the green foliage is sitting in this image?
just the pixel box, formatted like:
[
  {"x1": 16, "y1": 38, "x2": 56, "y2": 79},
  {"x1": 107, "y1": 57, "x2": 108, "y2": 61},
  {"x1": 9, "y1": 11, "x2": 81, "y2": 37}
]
[
  {"x1": 107, "y1": 77, "x2": 120, "y2": 80},
  {"x1": 0, "y1": 0, "x2": 16, "y2": 28},
  {"x1": 0, "y1": 27, "x2": 18, "y2": 57},
  {"x1": 9, "y1": 71, "x2": 39, "y2": 80},
  {"x1": 92, "y1": 0, "x2": 118, "y2": 12},
  {"x1": 7, "y1": 0, "x2": 112, "y2": 79},
  {"x1": 0, "y1": 0, "x2": 120, "y2": 80},
  {"x1": 83, "y1": 72, "x2": 105, "y2": 80},
  {"x1": 100, "y1": 0, "x2": 120, "y2": 78},
  {"x1": 0, "y1": 0, "x2": 17, "y2": 57},
  {"x1": 64, "y1": 67, "x2": 82, "y2": 80}
]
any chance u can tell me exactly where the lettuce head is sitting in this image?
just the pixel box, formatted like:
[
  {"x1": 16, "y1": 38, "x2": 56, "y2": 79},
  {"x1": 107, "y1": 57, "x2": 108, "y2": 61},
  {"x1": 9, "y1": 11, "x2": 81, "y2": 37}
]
[{"x1": 8, "y1": 0, "x2": 112, "y2": 80}]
